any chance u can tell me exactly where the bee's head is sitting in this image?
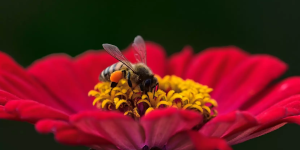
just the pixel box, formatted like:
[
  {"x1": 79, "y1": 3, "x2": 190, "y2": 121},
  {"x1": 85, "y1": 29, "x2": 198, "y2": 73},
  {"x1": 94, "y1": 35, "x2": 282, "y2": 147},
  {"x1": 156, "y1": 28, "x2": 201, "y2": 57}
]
[{"x1": 139, "y1": 75, "x2": 158, "y2": 93}]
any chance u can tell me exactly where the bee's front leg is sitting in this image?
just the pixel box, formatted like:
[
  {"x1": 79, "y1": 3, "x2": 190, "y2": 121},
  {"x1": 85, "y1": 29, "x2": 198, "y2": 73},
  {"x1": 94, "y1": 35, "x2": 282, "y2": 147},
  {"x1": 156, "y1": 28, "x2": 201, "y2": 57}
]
[{"x1": 139, "y1": 83, "x2": 149, "y2": 97}]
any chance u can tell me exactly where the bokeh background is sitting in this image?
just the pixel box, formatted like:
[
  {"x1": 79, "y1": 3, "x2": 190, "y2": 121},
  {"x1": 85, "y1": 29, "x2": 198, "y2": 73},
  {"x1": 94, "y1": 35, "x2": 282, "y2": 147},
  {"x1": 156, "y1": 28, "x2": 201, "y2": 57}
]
[{"x1": 0, "y1": 0, "x2": 300, "y2": 150}]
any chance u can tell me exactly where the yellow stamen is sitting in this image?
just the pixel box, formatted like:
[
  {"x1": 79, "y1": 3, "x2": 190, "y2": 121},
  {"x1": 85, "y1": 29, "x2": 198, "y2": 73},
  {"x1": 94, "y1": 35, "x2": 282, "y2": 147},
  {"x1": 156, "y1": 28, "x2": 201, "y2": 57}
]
[{"x1": 89, "y1": 75, "x2": 218, "y2": 121}]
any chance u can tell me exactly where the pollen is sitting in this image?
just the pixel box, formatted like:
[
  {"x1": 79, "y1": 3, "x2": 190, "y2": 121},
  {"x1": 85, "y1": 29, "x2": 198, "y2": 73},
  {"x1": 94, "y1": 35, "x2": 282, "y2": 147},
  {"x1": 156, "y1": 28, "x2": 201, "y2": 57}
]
[{"x1": 88, "y1": 75, "x2": 218, "y2": 121}]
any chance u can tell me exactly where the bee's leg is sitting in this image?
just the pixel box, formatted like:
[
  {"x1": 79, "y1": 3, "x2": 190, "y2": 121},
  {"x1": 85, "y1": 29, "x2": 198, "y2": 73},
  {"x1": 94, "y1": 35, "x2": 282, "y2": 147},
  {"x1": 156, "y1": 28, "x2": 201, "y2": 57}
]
[
  {"x1": 127, "y1": 71, "x2": 132, "y2": 87},
  {"x1": 146, "y1": 92, "x2": 150, "y2": 98},
  {"x1": 109, "y1": 82, "x2": 118, "y2": 94},
  {"x1": 109, "y1": 71, "x2": 124, "y2": 94},
  {"x1": 139, "y1": 83, "x2": 144, "y2": 92},
  {"x1": 110, "y1": 82, "x2": 118, "y2": 88},
  {"x1": 140, "y1": 84, "x2": 150, "y2": 97},
  {"x1": 152, "y1": 88, "x2": 156, "y2": 99},
  {"x1": 122, "y1": 70, "x2": 127, "y2": 78},
  {"x1": 152, "y1": 83, "x2": 159, "y2": 99},
  {"x1": 110, "y1": 71, "x2": 122, "y2": 88}
]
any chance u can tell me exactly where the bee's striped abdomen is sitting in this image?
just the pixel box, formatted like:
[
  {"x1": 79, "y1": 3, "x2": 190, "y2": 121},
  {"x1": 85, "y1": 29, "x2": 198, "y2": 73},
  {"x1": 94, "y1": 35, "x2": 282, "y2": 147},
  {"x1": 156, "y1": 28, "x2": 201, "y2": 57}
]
[{"x1": 99, "y1": 62, "x2": 124, "y2": 82}]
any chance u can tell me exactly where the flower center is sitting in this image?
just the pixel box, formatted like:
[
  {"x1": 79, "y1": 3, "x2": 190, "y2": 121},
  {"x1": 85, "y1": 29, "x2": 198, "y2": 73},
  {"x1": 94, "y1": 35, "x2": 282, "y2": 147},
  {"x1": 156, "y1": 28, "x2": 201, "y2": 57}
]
[{"x1": 88, "y1": 75, "x2": 218, "y2": 122}]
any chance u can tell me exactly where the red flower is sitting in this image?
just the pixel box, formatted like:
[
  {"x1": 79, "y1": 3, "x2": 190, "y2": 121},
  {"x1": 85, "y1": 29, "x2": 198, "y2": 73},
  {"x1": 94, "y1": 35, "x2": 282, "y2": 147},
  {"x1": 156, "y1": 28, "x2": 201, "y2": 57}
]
[{"x1": 0, "y1": 40, "x2": 299, "y2": 150}]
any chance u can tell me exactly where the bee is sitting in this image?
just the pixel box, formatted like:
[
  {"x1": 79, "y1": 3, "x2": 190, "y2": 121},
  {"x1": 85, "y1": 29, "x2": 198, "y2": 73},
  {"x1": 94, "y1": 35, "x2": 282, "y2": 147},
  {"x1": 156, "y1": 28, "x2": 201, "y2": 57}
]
[{"x1": 99, "y1": 36, "x2": 159, "y2": 95}]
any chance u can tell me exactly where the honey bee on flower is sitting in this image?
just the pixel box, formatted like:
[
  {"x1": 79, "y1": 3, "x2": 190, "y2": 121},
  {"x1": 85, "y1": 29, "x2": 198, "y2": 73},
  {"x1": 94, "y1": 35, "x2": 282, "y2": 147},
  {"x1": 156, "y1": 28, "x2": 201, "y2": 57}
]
[
  {"x1": 99, "y1": 35, "x2": 159, "y2": 96},
  {"x1": 89, "y1": 36, "x2": 218, "y2": 121}
]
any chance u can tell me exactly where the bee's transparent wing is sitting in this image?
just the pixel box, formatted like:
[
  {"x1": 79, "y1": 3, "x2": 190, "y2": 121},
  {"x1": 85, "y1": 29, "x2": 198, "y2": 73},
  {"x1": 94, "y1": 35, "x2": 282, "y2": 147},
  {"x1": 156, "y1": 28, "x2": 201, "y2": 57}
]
[
  {"x1": 132, "y1": 35, "x2": 147, "y2": 64},
  {"x1": 102, "y1": 44, "x2": 135, "y2": 72}
]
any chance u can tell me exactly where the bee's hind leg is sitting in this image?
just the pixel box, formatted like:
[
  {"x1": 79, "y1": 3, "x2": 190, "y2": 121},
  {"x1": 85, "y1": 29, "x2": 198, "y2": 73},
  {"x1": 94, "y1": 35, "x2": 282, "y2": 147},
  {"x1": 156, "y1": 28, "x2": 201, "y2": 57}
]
[
  {"x1": 110, "y1": 82, "x2": 118, "y2": 88},
  {"x1": 109, "y1": 82, "x2": 118, "y2": 94},
  {"x1": 109, "y1": 71, "x2": 123, "y2": 93}
]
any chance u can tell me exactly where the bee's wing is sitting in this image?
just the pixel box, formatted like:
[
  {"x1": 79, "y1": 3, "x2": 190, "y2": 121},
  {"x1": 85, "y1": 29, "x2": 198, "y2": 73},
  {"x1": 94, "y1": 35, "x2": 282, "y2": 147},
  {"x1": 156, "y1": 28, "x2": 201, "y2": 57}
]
[
  {"x1": 102, "y1": 44, "x2": 135, "y2": 72},
  {"x1": 132, "y1": 35, "x2": 147, "y2": 64}
]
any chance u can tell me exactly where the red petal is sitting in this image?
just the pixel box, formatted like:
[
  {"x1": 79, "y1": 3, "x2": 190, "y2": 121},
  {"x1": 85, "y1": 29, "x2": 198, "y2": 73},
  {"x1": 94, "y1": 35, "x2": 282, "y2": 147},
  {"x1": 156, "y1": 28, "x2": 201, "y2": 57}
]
[
  {"x1": 36, "y1": 119, "x2": 113, "y2": 147},
  {"x1": 184, "y1": 46, "x2": 249, "y2": 89},
  {"x1": 230, "y1": 122, "x2": 286, "y2": 145},
  {"x1": 0, "y1": 90, "x2": 20, "y2": 105},
  {"x1": 89, "y1": 145, "x2": 120, "y2": 150},
  {"x1": 28, "y1": 54, "x2": 97, "y2": 113},
  {"x1": 166, "y1": 46, "x2": 193, "y2": 77},
  {"x1": 283, "y1": 115, "x2": 300, "y2": 124},
  {"x1": 36, "y1": 119, "x2": 70, "y2": 133},
  {"x1": 0, "y1": 72, "x2": 29, "y2": 99},
  {"x1": 188, "y1": 131, "x2": 232, "y2": 150},
  {"x1": 256, "y1": 95, "x2": 300, "y2": 124},
  {"x1": 0, "y1": 70, "x2": 69, "y2": 110},
  {"x1": 0, "y1": 90, "x2": 25, "y2": 120},
  {"x1": 70, "y1": 111, "x2": 144, "y2": 150},
  {"x1": 4, "y1": 100, "x2": 69, "y2": 123},
  {"x1": 226, "y1": 95, "x2": 300, "y2": 145},
  {"x1": 140, "y1": 108, "x2": 202, "y2": 149},
  {"x1": 240, "y1": 77, "x2": 300, "y2": 115},
  {"x1": 55, "y1": 127, "x2": 113, "y2": 146},
  {"x1": 168, "y1": 131, "x2": 232, "y2": 150},
  {"x1": 200, "y1": 111, "x2": 257, "y2": 138},
  {"x1": 124, "y1": 42, "x2": 167, "y2": 77},
  {"x1": 214, "y1": 55, "x2": 287, "y2": 114},
  {"x1": 0, "y1": 105, "x2": 19, "y2": 120},
  {"x1": 0, "y1": 52, "x2": 71, "y2": 112},
  {"x1": 166, "y1": 131, "x2": 196, "y2": 150}
]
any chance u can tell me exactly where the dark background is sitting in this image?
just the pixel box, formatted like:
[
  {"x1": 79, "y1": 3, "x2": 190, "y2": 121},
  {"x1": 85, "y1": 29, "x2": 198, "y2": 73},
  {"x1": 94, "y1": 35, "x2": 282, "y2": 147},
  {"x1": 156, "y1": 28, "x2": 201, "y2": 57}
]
[{"x1": 0, "y1": 0, "x2": 300, "y2": 150}]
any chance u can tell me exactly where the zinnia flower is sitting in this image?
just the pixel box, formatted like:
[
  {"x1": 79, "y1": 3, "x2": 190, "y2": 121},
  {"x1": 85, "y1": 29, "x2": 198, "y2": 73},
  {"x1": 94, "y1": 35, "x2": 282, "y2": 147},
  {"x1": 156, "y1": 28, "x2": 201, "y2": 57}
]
[{"x1": 0, "y1": 36, "x2": 300, "y2": 150}]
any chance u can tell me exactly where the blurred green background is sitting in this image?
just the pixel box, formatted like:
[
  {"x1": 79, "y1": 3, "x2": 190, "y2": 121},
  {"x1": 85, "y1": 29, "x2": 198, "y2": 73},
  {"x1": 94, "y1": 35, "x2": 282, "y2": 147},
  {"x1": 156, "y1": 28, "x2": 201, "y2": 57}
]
[{"x1": 0, "y1": 0, "x2": 300, "y2": 150}]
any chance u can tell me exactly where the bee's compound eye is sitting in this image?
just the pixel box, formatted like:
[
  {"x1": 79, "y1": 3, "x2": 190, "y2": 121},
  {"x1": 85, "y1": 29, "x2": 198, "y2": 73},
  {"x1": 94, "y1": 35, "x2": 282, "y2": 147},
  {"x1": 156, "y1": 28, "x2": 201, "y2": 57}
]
[{"x1": 144, "y1": 79, "x2": 151, "y2": 86}]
